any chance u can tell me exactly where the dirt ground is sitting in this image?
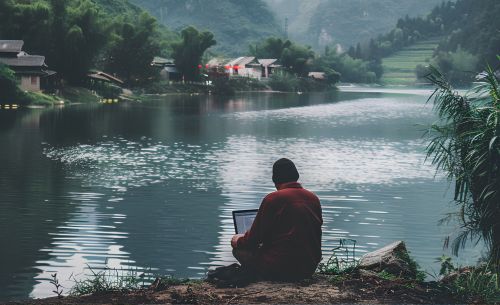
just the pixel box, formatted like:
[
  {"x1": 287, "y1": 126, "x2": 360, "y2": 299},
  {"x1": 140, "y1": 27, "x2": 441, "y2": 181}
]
[{"x1": 4, "y1": 274, "x2": 462, "y2": 305}]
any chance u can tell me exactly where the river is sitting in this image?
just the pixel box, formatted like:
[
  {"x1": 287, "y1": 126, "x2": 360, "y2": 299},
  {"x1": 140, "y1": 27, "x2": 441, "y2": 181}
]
[{"x1": 0, "y1": 88, "x2": 480, "y2": 301}]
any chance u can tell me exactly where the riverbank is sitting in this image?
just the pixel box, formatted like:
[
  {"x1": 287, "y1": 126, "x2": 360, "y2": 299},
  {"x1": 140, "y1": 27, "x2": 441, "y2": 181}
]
[
  {"x1": 3, "y1": 241, "x2": 493, "y2": 305},
  {"x1": 3, "y1": 274, "x2": 458, "y2": 305}
]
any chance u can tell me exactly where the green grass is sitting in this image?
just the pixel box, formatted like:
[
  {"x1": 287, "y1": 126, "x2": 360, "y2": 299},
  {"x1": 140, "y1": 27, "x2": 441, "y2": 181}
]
[
  {"x1": 381, "y1": 38, "x2": 442, "y2": 85},
  {"x1": 25, "y1": 91, "x2": 60, "y2": 106},
  {"x1": 68, "y1": 266, "x2": 201, "y2": 297},
  {"x1": 60, "y1": 87, "x2": 100, "y2": 104}
]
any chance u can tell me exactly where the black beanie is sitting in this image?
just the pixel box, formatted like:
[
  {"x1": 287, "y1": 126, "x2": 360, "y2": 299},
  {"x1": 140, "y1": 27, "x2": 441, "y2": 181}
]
[{"x1": 272, "y1": 158, "x2": 299, "y2": 184}]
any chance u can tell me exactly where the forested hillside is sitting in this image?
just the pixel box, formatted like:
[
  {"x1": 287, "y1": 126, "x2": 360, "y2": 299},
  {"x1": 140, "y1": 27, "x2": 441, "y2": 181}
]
[
  {"x1": 354, "y1": 0, "x2": 500, "y2": 84},
  {"x1": 264, "y1": 0, "x2": 444, "y2": 49},
  {"x1": 129, "y1": 0, "x2": 282, "y2": 54},
  {"x1": 0, "y1": 0, "x2": 178, "y2": 86}
]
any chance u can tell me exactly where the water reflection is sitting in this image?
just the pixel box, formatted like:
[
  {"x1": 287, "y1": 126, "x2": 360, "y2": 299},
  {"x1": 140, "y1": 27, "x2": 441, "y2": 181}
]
[{"x1": 0, "y1": 90, "x2": 481, "y2": 301}]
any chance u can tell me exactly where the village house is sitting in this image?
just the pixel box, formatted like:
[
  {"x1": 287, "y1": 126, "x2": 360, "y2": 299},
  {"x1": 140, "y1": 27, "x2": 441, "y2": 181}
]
[
  {"x1": 0, "y1": 40, "x2": 56, "y2": 92},
  {"x1": 152, "y1": 57, "x2": 181, "y2": 81},
  {"x1": 208, "y1": 57, "x2": 281, "y2": 80}
]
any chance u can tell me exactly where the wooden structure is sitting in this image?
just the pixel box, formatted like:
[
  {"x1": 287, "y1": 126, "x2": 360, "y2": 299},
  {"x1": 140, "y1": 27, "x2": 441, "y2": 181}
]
[{"x1": 0, "y1": 40, "x2": 56, "y2": 92}]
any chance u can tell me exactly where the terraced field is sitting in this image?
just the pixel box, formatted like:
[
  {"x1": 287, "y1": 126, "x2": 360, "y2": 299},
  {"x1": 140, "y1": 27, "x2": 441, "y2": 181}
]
[{"x1": 381, "y1": 38, "x2": 441, "y2": 85}]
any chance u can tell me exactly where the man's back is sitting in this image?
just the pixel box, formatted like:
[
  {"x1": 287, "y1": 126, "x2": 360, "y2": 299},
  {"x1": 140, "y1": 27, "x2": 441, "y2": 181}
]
[{"x1": 236, "y1": 182, "x2": 322, "y2": 279}]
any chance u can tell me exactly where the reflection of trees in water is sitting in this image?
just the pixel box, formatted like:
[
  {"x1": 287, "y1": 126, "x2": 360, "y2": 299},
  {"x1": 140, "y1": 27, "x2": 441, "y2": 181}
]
[{"x1": 0, "y1": 110, "x2": 76, "y2": 301}]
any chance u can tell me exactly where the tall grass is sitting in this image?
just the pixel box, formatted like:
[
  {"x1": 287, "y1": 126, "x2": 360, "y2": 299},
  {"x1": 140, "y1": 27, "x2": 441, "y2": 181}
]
[
  {"x1": 425, "y1": 57, "x2": 500, "y2": 267},
  {"x1": 69, "y1": 266, "x2": 150, "y2": 296}
]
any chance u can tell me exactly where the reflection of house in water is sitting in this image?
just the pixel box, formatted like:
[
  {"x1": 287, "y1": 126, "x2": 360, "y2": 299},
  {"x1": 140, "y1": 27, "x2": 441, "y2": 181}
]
[
  {"x1": 207, "y1": 57, "x2": 281, "y2": 80},
  {"x1": 152, "y1": 56, "x2": 181, "y2": 81},
  {"x1": 0, "y1": 40, "x2": 57, "y2": 92}
]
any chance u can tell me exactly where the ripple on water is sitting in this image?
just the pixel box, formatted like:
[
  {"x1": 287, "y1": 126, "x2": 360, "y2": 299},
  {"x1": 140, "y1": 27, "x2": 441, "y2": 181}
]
[{"x1": 227, "y1": 98, "x2": 432, "y2": 127}]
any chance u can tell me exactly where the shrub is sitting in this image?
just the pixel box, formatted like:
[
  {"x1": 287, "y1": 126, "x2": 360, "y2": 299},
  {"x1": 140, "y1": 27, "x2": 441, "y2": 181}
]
[
  {"x1": 0, "y1": 64, "x2": 31, "y2": 104},
  {"x1": 268, "y1": 71, "x2": 299, "y2": 92}
]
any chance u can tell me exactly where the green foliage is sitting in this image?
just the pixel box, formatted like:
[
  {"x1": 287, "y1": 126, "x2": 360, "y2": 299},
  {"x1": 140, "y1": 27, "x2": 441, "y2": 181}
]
[
  {"x1": 250, "y1": 37, "x2": 291, "y2": 59},
  {"x1": 70, "y1": 266, "x2": 150, "y2": 296},
  {"x1": 268, "y1": 71, "x2": 299, "y2": 92},
  {"x1": 360, "y1": 0, "x2": 499, "y2": 84},
  {"x1": 425, "y1": 59, "x2": 500, "y2": 266},
  {"x1": 378, "y1": 270, "x2": 398, "y2": 281},
  {"x1": 250, "y1": 38, "x2": 314, "y2": 76},
  {"x1": 172, "y1": 26, "x2": 216, "y2": 82},
  {"x1": 0, "y1": 0, "x2": 177, "y2": 86},
  {"x1": 281, "y1": 44, "x2": 315, "y2": 77},
  {"x1": 436, "y1": 255, "x2": 457, "y2": 277},
  {"x1": 313, "y1": 48, "x2": 378, "y2": 83},
  {"x1": 0, "y1": 64, "x2": 30, "y2": 104},
  {"x1": 448, "y1": 266, "x2": 500, "y2": 304},
  {"x1": 395, "y1": 250, "x2": 427, "y2": 282},
  {"x1": 317, "y1": 239, "x2": 359, "y2": 275},
  {"x1": 430, "y1": 48, "x2": 480, "y2": 86},
  {"x1": 226, "y1": 76, "x2": 268, "y2": 92},
  {"x1": 105, "y1": 13, "x2": 161, "y2": 85}
]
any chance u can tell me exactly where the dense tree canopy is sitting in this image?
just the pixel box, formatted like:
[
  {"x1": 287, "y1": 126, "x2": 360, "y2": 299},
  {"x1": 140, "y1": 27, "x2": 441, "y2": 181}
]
[
  {"x1": 105, "y1": 13, "x2": 161, "y2": 85},
  {"x1": 0, "y1": 0, "x2": 177, "y2": 86},
  {"x1": 0, "y1": 0, "x2": 109, "y2": 84},
  {"x1": 171, "y1": 26, "x2": 216, "y2": 81}
]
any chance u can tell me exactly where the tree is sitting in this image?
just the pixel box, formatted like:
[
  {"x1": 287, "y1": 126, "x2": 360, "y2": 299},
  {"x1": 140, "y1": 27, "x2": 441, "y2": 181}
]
[
  {"x1": 426, "y1": 60, "x2": 500, "y2": 267},
  {"x1": 281, "y1": 44, "x2": 314, "y2": 76},
  {"x1": 56, "y1": 0, "x2": 108, "y2": 84},
  {"x1": 250, "y1": 37, "x2": 291, "y2": 59},
  {"x1": 105, "y1": 13, "x2": 161, "y2": 85},
  {"x1": 171, "y1": 26, "x2": 216, "y2": 81}
]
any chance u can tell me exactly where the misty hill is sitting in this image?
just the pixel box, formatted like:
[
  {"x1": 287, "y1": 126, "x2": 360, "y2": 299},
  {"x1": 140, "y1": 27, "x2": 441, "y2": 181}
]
[
  {"x1": 264, "y1": 0, "x2": 445, "y2": 49},
  {"x1": 128, "y1": 0, "x2": 282, "y2": 54}
]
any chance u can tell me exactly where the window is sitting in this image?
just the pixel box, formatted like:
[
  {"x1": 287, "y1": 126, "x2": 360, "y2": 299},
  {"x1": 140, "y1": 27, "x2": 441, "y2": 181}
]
[{"x1": 31, "y1": 76, "x2": 37, "y2": 85}]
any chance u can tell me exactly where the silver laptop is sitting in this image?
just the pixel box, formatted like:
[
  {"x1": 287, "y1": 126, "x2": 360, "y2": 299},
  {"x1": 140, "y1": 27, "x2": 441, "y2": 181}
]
[{"x1": 232, "y1": 209, "x2": 258, "y2": 234}]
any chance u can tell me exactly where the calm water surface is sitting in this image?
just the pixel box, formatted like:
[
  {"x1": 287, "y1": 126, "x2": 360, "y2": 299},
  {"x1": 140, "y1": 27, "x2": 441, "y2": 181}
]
[{"x1": 0, "y1": 88, "x2": 481, "y2": 300}]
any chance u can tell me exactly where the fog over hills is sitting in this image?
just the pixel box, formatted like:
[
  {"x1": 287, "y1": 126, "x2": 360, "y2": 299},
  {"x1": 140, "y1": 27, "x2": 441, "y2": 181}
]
[
  {"x1": 113, "y1": 0, "x2": 448, "y2": 54},
  {"x1": 264, "y1": 0, "x2": 445, "y2": 49}
]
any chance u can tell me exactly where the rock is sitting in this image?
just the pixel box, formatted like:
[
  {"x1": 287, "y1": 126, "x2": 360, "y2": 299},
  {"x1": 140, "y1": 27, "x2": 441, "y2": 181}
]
[{"x1": 358, "y1": 241, "x2": 417, "y2": 279}]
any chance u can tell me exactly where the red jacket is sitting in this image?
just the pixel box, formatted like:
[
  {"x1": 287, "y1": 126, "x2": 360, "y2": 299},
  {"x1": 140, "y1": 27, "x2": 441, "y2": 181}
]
[{"x1": 237, "y1": 182, "x2": 322, "y2": 279}]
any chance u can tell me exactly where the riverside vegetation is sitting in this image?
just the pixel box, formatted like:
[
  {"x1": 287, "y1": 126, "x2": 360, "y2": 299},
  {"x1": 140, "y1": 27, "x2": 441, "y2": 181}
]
[
  {"x1": 15, "y1": 240, "x2": 496, "y2": 304},
  {"x1": 1, "y1": 0, "x2": 498, "y2": 107}
]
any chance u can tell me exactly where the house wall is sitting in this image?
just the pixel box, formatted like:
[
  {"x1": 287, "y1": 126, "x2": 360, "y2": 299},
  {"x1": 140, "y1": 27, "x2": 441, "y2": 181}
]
[
  {"x1": 231, "y1": 67, "x2": 262, "y2": 79},
  {"x1": 20, "y1": 75, "x2": 40, "y2": 92}
]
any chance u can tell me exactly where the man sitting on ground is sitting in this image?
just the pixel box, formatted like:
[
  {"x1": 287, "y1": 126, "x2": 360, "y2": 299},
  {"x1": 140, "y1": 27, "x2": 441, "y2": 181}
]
[{"x1": 231, "y1": 158, "x2": 323, "y2": 281}]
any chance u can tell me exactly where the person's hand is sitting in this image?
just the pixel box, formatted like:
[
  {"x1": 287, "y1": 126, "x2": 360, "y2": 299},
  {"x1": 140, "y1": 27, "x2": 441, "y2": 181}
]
[{"x1": 231, "y1": 234, "x2": 244, "y2": 248}]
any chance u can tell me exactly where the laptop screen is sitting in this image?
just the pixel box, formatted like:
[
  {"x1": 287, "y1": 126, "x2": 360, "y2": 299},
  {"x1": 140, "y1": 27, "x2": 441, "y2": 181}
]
[{"x1": 232, "y1": 209, "x2": 258, "y2": 234}]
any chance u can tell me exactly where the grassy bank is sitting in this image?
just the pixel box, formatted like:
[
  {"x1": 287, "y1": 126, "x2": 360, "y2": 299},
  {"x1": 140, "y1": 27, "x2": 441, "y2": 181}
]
[
  {"x1": 5, "y1": 249, "x2": 497, "y2": 305},
  {"x1": 2, "y1": 273, "x2": 463, "y2": 305}
]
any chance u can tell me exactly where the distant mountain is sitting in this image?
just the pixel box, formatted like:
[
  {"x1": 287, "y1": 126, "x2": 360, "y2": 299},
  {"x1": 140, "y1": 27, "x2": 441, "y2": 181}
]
[
  {"x1": 129, "y1": 0, "x2": 282, "y2": 55},
  {"x1": 264, "y1": 0, "x2": 445, "y2": 49}
]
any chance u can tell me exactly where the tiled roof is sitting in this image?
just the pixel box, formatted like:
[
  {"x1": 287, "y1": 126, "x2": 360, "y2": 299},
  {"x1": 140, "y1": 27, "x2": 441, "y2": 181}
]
[
  {"x1": 227, "y1": 56, "x2": 256, "y2": 66},
  {"x1": 0, "y1": 40, "x2": 24, "y2": 53},
  {"x1": 0, "y1": 55, "x2": 45, "y2": 67},
  {"x1": 258, "y1": 59, "x2": 278, "y2": 66}
]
